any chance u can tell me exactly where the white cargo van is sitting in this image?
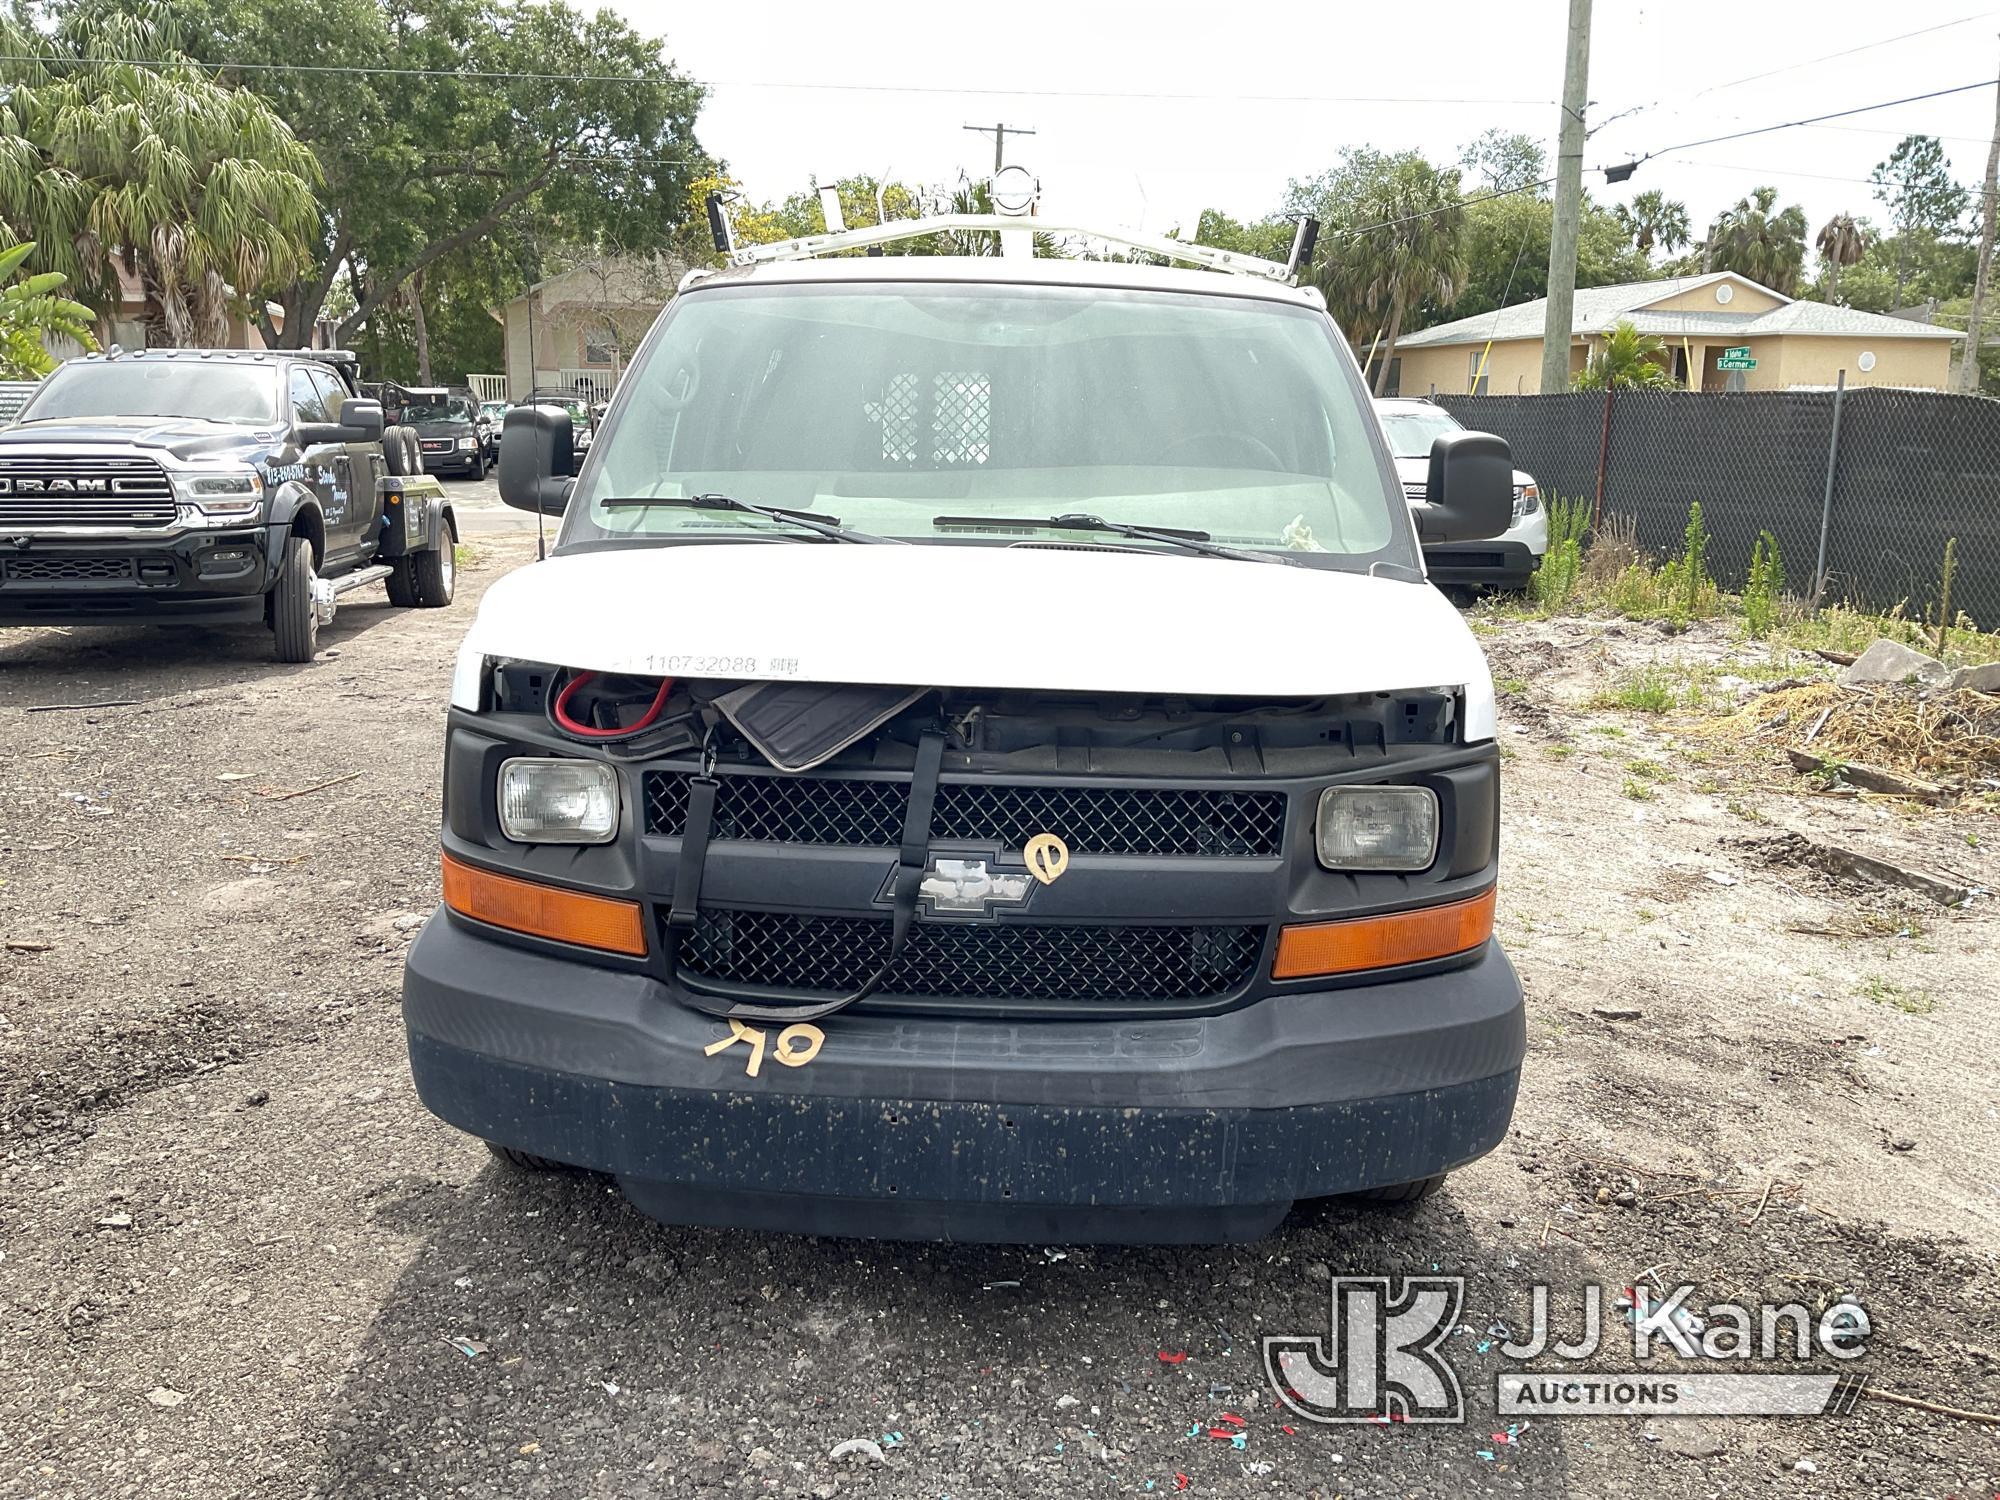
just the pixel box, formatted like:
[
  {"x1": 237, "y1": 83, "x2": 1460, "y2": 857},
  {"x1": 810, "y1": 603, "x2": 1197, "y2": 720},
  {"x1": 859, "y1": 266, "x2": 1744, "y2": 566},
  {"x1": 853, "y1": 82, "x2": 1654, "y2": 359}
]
[{"x1": 402, "y1": 205, "x2": 1525, "y2": 1243}]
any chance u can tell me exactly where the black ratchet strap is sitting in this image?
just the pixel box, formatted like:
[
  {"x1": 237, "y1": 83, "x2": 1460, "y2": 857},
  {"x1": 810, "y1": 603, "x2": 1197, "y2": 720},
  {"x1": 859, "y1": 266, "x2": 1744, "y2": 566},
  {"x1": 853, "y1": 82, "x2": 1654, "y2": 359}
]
[{"x1": 662, "y1": 730, "x2": 946, "y2": 1023}]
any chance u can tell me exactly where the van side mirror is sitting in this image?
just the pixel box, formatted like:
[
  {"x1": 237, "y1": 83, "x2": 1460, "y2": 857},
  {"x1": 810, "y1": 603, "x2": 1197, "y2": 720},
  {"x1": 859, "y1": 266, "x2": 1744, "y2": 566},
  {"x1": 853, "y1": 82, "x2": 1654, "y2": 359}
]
[
  {"x1": 1420, "y1": 431, "x2": 1513, "y2": 543},
  {"x1": 298, "y1": 397, "x2": 384, "y2": 445},
  {"x1": 499, "y1": 404, "x2": 575, "y2": 516}
]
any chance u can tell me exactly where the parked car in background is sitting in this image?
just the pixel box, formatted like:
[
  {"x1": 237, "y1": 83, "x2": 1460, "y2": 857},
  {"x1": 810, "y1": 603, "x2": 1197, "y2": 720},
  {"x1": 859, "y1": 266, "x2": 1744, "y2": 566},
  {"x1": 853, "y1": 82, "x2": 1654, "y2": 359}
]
[
  {"x1": 1374, "y1": 397, "x2": 1545, "y2": 592},
  {"x1": 403, "y1": 386, "x2": 489, "y2": 478},
  {"x1": 478, "y1": 401, "x2": 508, "y2": 466},
  {"x1": 0, "y1": 348, "x2": 458, "y2": 661}
]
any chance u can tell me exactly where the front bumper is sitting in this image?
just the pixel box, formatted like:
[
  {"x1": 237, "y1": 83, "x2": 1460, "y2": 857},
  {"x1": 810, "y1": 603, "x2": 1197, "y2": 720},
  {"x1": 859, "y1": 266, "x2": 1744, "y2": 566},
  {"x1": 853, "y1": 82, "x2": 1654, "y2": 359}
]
[
  {"x1": 0, "y1": 524, "x2": 283, "y2": 625},
  {"x1": 419, "y1": 447, "x2": 482, "y2": 475},
  {"x1": 403, "y1": 911, "x2": 1525, "y2": 1242}
]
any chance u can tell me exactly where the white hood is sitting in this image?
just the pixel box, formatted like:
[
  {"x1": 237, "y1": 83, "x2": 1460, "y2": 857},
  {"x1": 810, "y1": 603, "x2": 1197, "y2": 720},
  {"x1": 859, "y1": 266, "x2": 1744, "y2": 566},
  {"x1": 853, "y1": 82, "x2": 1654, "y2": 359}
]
[{"x1": 451, "y1": 543, "x2": 1497, "y2": 740}]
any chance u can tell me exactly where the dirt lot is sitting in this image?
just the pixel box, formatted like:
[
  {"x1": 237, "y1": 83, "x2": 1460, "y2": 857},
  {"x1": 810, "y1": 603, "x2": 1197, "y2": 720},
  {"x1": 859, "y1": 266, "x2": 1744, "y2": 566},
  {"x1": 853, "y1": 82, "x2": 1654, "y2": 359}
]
[{"x1": 2, "y1": 544, "x2": 1996, "y2": 1498}]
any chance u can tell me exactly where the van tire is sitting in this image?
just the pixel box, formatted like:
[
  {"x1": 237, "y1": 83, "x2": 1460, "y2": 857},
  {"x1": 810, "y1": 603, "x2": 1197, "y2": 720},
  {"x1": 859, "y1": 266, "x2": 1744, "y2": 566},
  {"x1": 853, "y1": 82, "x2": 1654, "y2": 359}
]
[
  {"x1": 1346, "y1": 1173, "x2": 1448, "y2": 1206},
  {"x1": 486, "y1": 1141, "x2": 569, "y2": 1172},
  {"x1": 270, "y1": 536, "x2": 318, "y2": 662}
]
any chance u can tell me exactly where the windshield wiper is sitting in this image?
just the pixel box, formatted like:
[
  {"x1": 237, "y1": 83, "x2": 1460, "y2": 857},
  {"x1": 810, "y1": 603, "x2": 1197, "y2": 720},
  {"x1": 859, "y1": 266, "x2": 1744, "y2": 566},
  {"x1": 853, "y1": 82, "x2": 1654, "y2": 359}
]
[
  {"x1": 931, "y1": 512, "x2": 1293, "y2": 565},
  {"x1": 599, "y1": 493, "x2": 902, "y2": 545}
]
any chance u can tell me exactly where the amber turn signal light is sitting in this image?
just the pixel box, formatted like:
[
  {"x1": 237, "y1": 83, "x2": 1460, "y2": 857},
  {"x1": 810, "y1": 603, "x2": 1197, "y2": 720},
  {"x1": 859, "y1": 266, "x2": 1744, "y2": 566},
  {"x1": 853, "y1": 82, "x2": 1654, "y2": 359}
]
[
  {"x1": 442, "y1": 852, "x2": 647, "y2": 956},
  {"x1": 1272, "y1": 888, "x2": 1495, "y2": 980}
]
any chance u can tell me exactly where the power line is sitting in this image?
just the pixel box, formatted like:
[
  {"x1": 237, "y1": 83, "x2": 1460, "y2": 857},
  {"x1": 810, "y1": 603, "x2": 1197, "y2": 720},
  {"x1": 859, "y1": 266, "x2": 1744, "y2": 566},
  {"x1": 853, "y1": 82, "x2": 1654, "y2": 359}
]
[
  {"x1": 0, "y1": 51, "x2": 1554, "y2": 106},
  {"x1": 1688, "y1": 11, "x2": 2000, "y2": 99},
  {"x1": 1619, "y1": 78, "x2": 2000, "y2": 171}
]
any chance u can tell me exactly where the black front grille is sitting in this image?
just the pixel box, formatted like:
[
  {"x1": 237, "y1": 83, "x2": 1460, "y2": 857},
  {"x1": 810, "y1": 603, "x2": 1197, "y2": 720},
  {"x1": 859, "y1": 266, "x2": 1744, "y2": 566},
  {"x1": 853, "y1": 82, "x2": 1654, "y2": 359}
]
[
  {"x1": 677, "y1": 909, "x2": 1263, "y2": 1003},
  {"x1": 644, "y1": 772, "x2": 1286, "y2": 857},
  {"x1": 3, "y1": 556, "x2": 135, "y2": 582},
  {"x1": 0, "y1": 457, "x2": 175, "y2": 527}
]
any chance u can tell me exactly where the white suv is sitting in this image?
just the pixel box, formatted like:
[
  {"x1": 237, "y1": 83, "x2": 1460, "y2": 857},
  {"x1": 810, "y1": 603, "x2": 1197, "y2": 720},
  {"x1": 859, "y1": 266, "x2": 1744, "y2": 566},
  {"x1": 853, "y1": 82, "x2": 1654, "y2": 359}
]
[{"x1": 1375, "y1": 397, "x2": 1546, "y2": 591}]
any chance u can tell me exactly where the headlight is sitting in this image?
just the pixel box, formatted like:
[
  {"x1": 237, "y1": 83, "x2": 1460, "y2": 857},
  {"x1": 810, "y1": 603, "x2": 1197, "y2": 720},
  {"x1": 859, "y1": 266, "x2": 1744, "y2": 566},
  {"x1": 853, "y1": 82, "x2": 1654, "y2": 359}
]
[
  {"x1": 498, "y1": 758, "x2": 618, "y2": 844},
  {"x1": 1315, "y1": 786, "x2": 1438, "y2": 871},
  {"x1": 172, "y1": 468, "x2": 265, "y2": 517},
  {"x1": 1511, "y1": 484, "x2": 1540, "y2": 523},
  {"x1": 457, "y1": 436, "x2": 477, "y2": 451}
]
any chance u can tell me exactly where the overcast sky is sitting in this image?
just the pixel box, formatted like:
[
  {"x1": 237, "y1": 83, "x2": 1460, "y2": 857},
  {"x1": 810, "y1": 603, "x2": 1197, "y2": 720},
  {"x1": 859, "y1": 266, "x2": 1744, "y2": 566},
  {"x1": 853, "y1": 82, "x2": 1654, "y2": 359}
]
[{"x1": 615, "y1": 0, "x2": 2000, "y2": 251}]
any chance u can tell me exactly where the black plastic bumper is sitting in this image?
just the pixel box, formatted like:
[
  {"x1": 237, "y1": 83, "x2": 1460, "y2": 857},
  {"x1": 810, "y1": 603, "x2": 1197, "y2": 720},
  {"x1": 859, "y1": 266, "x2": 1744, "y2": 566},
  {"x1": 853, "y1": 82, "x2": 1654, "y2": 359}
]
[
  {"x1": 0, "y1": 525, "x2": 284, "y2": 625},
  {"x1": 403, "y1": 911, "x2": 1525, "y2": 1242},
  {"x1": 1424, "y1": 540, "x2": 1540, "y2": 590},
  {"x1": 420, "y1": 449, "x2": 482, "y2": 476}
]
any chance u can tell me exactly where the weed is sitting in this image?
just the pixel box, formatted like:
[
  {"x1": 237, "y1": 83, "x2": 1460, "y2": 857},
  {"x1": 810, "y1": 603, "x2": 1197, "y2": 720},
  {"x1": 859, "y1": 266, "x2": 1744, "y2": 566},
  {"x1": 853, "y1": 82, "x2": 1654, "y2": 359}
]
[
  {"x1": 1861, "y1": 977, "x2": 1936, "y2": 1015},
  {"x1": 1531, "y1": 496, "x2": 1591, "y2": 613},
  {"x1": 1635, "y1": 907, "x2": 1657, "y2": 923},
  {"x1": 1726, "y1": 799, "x2": 1770, "y2": 824},
  {"x1": 1494, "y1": 677, "x2": 1529, "y2": 696},
  {"x1": 1624, "y1": 758, "x2": 1672, "y2": 781},
  {"x1": 1620, "y1": 777, "x2": 1656, "y2": 801},
  {"x1": 1545, "y1": 742, "x2": 1577, "y2": 759},
  {"x1": 1589, "y1": 723, "x2": 1627, "y2": 738},
  {"x1": 1602, "y1": 665, "x2": 1678, "y2": 713},
  {"x1": 1692, "y1": 775, "x2": 1721, "y2": 794},
  {"x1": 1743, "y1": 529, "x2": 1783, "y2": 639}
]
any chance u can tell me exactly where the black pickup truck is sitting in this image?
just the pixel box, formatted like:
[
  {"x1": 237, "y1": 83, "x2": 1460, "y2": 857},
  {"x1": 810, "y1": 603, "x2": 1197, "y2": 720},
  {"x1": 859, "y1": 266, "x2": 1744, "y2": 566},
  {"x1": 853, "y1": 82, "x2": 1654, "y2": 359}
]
[{"x1": 0, "y1": 348, "x2": 460, "y2": 661}]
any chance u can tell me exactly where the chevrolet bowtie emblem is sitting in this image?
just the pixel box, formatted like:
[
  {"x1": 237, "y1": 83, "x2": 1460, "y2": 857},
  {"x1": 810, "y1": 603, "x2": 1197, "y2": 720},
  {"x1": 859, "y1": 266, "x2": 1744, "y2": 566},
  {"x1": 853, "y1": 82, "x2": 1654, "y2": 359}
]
[{"x1": 1023, "y1": 832, "x2": 1070, "y2": 885}]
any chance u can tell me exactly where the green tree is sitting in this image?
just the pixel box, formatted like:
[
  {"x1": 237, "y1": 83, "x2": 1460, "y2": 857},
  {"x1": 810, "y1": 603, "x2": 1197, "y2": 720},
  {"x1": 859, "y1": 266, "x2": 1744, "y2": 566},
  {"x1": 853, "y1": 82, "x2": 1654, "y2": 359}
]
[
  {"x1": 180, "y1": 0, "x2": 713, "y2": 349},
  {"x1": 1449, "y1": 192, "x2": 1647, "y2": 324},
  {"x1": 1613, "y1": 189, "x2": 1691, "y2": 257},
  {"x1": 1871, "y1": 134, "x2": 1970, "y2": 303},
  {"x1": 1703, "y1": 187, "x2": 1808, "y2": 295},
  {"x1": 0, "y1": 4, "x2": 319, "y2": 346},
  {"x1": 0, "y1": 241, "x2": 97, "y2": 375},
  {"x1": 1313, "y1": 157, "x2": 1468, "y2": 395},
  {"x1": 1572, "y1": 320, "x2": 1675, "y2": 391},
  {"x1": 1815, "y1": 213, "x2": 1869, "y2": 304},
  {"x1": 1458, "y1": 129, "x2": 1548, "y2": 194},
  {"x1": 1185, "y1": 208, "x2": 1294, "y2": 263}
]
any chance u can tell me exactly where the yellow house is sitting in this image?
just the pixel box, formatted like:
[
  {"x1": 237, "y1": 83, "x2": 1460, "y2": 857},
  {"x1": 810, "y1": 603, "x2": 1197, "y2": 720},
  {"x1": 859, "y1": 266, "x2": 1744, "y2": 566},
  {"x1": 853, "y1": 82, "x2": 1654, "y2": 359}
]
[{"x1": 1391, "y1": 271, "x2": 1961, "y2": 396}]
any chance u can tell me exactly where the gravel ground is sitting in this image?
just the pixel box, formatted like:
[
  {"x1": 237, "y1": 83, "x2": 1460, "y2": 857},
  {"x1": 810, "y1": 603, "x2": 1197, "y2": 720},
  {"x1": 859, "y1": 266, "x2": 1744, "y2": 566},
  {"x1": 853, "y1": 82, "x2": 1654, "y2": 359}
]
[{"x1": 2, "y1": 547, "x2": 1996, "y2": 1498}]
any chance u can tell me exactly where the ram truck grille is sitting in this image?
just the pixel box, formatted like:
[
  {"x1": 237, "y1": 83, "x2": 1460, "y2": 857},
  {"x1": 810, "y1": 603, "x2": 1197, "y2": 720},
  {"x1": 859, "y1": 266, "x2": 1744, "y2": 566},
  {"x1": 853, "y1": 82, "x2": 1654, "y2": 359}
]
[
  {"x1": 676, "y1": 909, "x2": 1264, "y2": 1004},
  {"x1": 644, "y1": 771, "x2": 1286, "y2": 857},
  {"x1": 3, "y1": 556, "x2": 137, "y2": 582},
  {"x1": 0, "y1": 457, "x2": 176, "y2": 528}
]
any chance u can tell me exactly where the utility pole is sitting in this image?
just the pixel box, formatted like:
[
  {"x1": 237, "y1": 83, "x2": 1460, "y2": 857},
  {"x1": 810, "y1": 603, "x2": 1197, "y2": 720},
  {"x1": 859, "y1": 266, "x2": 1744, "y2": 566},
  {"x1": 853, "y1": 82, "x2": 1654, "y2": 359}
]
[
  {"x1": 1960, "y1": 50, "x2": 1999, "y2": 393},
  {"x1": 1541, "y1": 0, "x2": 1593, "y2": 394},
  {"x1": 963, "y1": 122, "x2": 1035, "y2": 174}
]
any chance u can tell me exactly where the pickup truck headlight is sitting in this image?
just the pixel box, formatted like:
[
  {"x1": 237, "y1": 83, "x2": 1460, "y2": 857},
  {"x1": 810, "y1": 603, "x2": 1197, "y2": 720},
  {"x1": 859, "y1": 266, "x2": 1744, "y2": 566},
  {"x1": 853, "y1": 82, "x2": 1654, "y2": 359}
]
[
  {"x1": 172, "y1": 468, "x2": 265, "y2": 517},
  {"x1": 1511, "y1": 483, "x2": 1541, "y2": 523},
  {"x1": 498, "y1": 758, "x2": 618, "y2": 844},
  {"x1": 1315, "y1": 786, "x2": 1438, "y2": 871},
  {"x1": 456, "y1": 436, "x2": 477, "y2": 451}
]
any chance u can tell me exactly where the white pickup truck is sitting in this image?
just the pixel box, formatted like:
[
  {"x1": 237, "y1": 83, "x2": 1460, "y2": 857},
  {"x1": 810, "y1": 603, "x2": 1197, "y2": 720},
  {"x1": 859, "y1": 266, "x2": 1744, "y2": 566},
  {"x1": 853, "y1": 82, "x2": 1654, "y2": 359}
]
[{"x1": 401, "y1": 205, "x2": 1526, "y2": 1243}]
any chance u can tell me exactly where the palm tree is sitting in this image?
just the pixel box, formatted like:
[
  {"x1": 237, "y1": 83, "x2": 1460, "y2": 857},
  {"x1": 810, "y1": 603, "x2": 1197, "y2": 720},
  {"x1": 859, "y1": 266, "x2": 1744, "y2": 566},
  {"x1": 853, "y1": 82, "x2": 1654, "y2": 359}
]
[
  {"x1": 1572, "y1": 320, "x2": 1676, "y2": 391},
  {"x1": 1815, "y1": 213, "x2": 1869, "y2": 304},
  {"x1": 1318, "y1": 159, "x2": 1469, "y2": 396},
  {"x1": 0, "y1": 8, "x2": 318, "y2": 346},
  {"x1": 1615, "y1": 190, "x2": 1691, "y2": 257},
  {"x1": 1702, "y1": 187, "x2": 1809, "y2": 295},
  {"x1": 0, "y1": 241, "x2": 97, "y2": 376}
]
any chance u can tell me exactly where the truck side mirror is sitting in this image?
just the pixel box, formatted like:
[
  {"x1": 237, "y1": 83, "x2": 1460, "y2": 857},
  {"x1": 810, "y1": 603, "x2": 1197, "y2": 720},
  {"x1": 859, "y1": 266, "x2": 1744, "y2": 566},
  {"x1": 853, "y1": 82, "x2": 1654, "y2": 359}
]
[
  {"x1": 297, "y1": 397, "x2": 384, "y2": 445},
  {"x1": 1419, "y1": 431, "x2": 1513, "y2": 543},
  {"x1": 499, "y1": 404, "x2": 575, "y2": 516}
]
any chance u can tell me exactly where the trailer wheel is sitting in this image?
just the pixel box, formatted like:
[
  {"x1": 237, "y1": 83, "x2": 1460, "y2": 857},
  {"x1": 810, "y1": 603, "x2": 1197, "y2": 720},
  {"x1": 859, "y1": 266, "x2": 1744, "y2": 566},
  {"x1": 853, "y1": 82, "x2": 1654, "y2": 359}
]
[
  {"x1": 411, "y1": 520, "x2": 456, "y2": 607},
  {"x1": 270, "y1": 535, "x2": 319, "y2": 662}
]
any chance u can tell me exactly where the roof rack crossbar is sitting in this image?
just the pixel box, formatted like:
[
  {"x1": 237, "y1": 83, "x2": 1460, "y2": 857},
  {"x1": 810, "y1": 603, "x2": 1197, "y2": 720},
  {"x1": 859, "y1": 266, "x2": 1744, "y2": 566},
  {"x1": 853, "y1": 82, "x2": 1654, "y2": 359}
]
[{"x1": 726, "y1": 214, "x2": 1297, "y2": 283}]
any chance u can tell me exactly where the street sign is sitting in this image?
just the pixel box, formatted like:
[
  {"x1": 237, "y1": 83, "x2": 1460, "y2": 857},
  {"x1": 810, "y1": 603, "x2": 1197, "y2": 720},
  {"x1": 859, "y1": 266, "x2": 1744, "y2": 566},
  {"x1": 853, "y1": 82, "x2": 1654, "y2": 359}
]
[
  {"x1": 1717, "y1": 354, "x2": 1756, "y2": 371},
  {"x1": 1722, "y1": 345, "x2": 1751, "y2": 359}
]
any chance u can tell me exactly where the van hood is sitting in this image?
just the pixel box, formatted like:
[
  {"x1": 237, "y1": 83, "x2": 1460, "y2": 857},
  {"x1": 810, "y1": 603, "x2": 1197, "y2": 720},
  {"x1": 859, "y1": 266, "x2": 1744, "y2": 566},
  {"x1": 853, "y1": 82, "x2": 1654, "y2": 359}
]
[{"x1": 451, "y1": 542, "x2": 1497, "y2": 740}]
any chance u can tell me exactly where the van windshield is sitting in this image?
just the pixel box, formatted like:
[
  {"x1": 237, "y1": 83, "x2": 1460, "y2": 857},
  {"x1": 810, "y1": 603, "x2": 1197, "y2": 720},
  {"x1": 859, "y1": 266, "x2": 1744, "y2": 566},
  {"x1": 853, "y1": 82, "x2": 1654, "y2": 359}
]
[{"x1": 561, "y1": 282, "x2": 1414, "y2": 571}]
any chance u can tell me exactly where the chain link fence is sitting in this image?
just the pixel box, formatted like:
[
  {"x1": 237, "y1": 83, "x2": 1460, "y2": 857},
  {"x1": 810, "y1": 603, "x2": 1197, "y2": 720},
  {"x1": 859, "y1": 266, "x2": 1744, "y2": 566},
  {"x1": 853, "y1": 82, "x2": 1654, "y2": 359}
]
[{"x1": 1434, "y1": 389, "x2": 2000, "y2": 628}]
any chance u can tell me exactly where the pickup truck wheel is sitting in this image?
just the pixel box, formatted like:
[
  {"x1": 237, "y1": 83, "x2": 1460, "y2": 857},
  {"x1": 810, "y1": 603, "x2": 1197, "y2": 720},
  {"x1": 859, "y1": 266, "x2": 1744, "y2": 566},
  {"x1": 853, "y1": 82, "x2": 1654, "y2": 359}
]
[
  {"x1": 486, "y1": 1141, "x2": 570, "y2": 1172},
  {"x1": 384, "y1": 558, "x2": 418, "y2": 607},
  {"x1": 382, "y1": 424, "x2": 411, "y2": 476},
  {"x1": 411, "y1": 524, "x2": 456, "y2": 607},
  {"x1": 270, "y1": 536, "x2": 319, "y2": 662},
  {"x1": 1345, "y1": 1173, "x2": 1448, "y2": 1206}
]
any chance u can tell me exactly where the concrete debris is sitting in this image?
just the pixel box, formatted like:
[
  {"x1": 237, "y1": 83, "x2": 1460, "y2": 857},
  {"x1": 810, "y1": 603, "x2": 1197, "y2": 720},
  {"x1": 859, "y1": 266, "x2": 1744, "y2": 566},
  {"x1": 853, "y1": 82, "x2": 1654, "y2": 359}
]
[
  {"x1": 830, "y1": 1438, "x2": 885, "y2": 1464},
  {"x1": 1945, "y1": 661, "x2": 2000, "y2": 695},
  {"x1": 1840, "y1": 639, "x2": 1949, "y2": 689}
]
